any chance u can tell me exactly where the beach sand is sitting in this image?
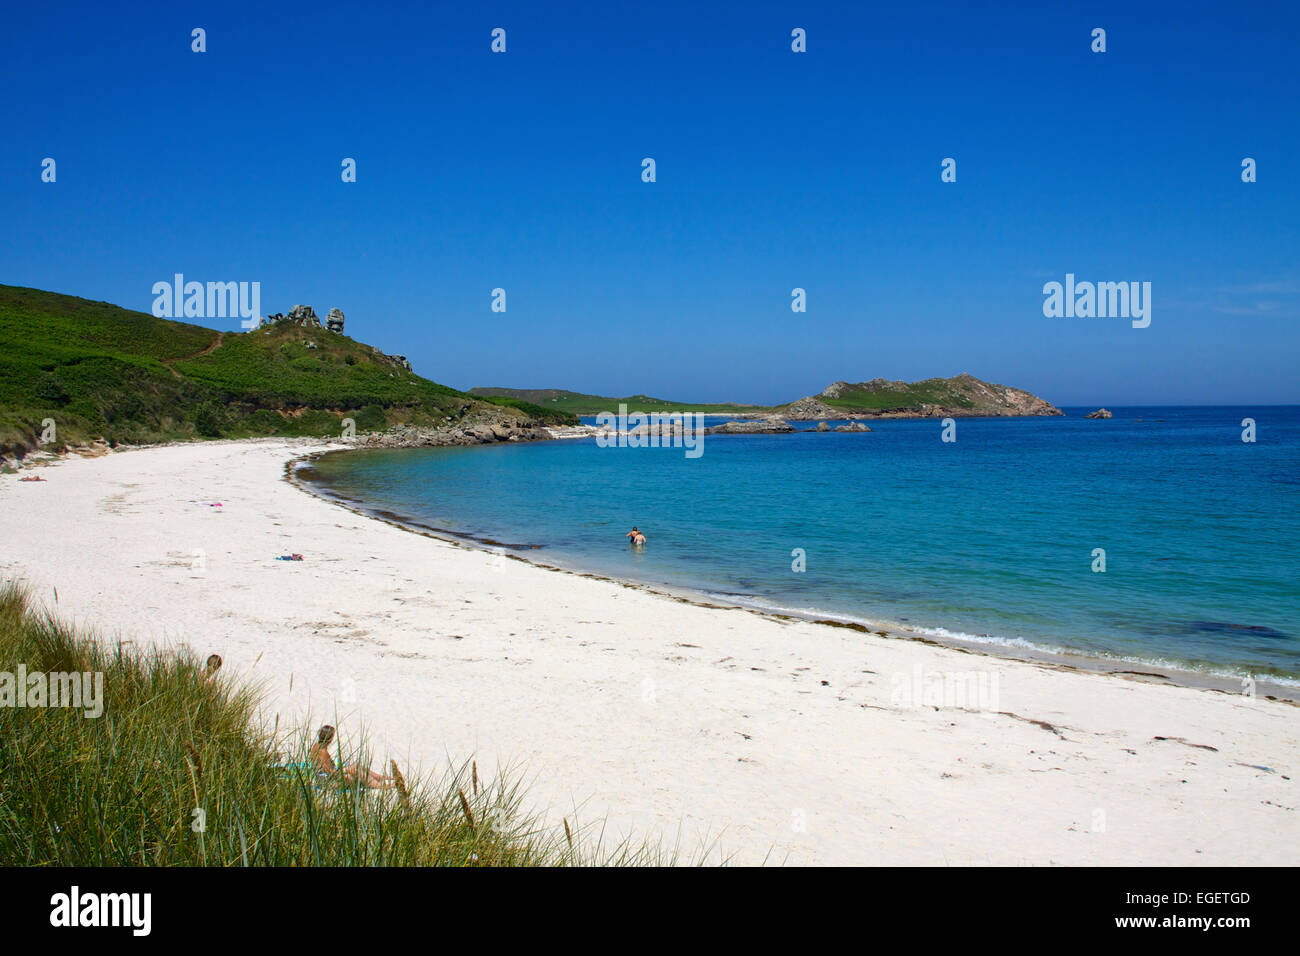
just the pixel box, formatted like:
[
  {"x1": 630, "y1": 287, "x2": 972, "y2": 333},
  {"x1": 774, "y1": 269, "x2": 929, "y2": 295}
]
[{"x1": 1, "y1": 438, "x2": 1295, "y2": 865}]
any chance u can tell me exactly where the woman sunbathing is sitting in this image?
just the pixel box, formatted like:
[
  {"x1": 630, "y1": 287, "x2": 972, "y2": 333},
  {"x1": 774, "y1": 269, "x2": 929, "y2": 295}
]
[{"x1": 309, "y1": 724, "x2": 393, "y2": 789}]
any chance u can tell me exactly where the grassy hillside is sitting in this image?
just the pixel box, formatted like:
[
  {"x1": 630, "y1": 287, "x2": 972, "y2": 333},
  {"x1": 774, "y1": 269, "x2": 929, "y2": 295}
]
[
  {"x1": 791, "y1": 373, "x2": 1061, "y2": 418},
  {"x1": 0, "y1": 285, "x2": 575, "y2": 457},
  {"x1": 470, "y1": 387, "x2": 765, "y2": 416},
  {"x1": 816, "y1": 378, "x2": 979, "y2": 411}
]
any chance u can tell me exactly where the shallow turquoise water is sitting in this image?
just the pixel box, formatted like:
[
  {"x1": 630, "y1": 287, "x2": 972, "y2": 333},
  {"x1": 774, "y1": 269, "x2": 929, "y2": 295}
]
[{"x1": 303, "y1": 407, "x2": 1300, "y2": 682}]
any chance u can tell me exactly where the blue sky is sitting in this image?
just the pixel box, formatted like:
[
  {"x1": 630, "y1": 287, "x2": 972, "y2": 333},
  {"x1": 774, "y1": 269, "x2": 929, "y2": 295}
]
[{"x1": 2, "y1": 0, "x2": 1297, "y2": 405}]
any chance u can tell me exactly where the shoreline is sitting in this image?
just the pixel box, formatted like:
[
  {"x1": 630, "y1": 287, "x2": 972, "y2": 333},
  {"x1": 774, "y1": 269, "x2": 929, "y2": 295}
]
[
  {"x1": 290, "y1": 445, "x2": 1300, "y2": 703},
  {"x1": 2, "y1": 437, "x2": 1297, "y2": 865}
]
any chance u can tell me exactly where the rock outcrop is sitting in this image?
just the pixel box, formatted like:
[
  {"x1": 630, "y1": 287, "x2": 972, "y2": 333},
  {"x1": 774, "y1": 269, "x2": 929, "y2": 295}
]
[
  {"x1": 286, "y1": 305, "x2": 321, "y2": 327},
  {"x1": 783, "y1": 395, "x2": 839, "y2": 420},
  {"x1": 366, "y1": 346, "x2": 412, "y2": 372},
  {"x1": 261, "y1": 304, "x2": 348, "y2": 332},
  {"x1": 834, "y1": 421, "x2": 872, "y2": 432},
  {"x1": 353, "y1": 419, "x2": 553, "y2": 449},
  {"x1": 704, "y1": 416, "x2": 795, "y2": 435},
  {"x1": 626, "y1": 421, "x2": 697, "y2": 441},
  {"x1": 1085, "y1": 408, "x2": 1113, "y2": 419}
]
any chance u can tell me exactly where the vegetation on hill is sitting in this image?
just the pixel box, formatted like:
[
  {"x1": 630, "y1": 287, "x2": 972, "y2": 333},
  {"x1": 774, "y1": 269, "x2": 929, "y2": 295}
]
[
  {"x1": 469, "y1": 387, "x2": 765, "y2": 416},
  {"x1": 0, "y1": 581, "x2": 669, "y2": 865},
  {"x1": 473, "y1": 373, "x2": 1061, "y2": 420},
  {"x1": 0, "y1": 285, "x2": 576, "y2": 459},
  {"x1": 816, "y1": 378, "x2": 980, "y2": 411},
  {"x1": 474, "y1": 394, "x2": 579, "y2": 420},
  {"x1": 783, "y1": 373, "x2": 1061, "y2": 418}
]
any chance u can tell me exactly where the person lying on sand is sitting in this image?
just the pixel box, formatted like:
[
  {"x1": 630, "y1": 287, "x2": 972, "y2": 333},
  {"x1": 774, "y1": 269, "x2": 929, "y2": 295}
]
[
  {"x1": 203, "y1": 654, "x2": 222, "y2": 682},
  {"x1": 309, "y1": 725, "x2": 393, "y2": 789},
  {"x1": 625, "y1": 526, "x2": 647, "y2": 546}
]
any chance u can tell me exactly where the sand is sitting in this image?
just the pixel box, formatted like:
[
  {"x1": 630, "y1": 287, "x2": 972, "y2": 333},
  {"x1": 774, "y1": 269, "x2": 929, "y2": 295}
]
[{"x1": 1, "y1": 438, "x2": 1296, "y2": 865}]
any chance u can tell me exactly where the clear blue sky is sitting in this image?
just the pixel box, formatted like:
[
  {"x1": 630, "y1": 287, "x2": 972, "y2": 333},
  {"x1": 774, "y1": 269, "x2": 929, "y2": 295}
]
[{"x1": 3, "y1": 0, "x2": 1297, "y2": 405}]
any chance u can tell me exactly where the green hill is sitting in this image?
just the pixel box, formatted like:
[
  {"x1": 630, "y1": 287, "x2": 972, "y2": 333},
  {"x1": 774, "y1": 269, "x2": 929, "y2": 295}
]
[
  {"x1": 774, "y1": 374, "x2": 1063, "y2": 419},
  {"x1": 469, "y1": 387, "x2": 765, "y2": 416},
  {"x1": 815, "y1": 378, "x2": 982, "y2": 410},
  {"x1": 0, "y1": 285, "x2": 574, "y2": 460}
]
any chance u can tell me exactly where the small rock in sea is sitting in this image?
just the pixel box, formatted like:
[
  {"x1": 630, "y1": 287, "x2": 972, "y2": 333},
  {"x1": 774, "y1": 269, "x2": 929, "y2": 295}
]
[
  {"x1": 1085, "y1": 408, "x2": 1113, "y2": 419},
  {"x1": 704, "y1": 416, "x2": 795, "y2": 435}
]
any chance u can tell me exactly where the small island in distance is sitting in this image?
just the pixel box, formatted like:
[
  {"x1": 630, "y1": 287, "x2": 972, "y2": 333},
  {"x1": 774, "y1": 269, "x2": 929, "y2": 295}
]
[{"x1": 470, "y1": 374, "x2": 1063, "y2": 421}]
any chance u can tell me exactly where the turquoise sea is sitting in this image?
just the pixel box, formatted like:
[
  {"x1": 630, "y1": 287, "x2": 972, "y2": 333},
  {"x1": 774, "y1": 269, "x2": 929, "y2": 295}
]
[{"x1": 302, "y1": 407, "x2": 1300, "y2": 683}]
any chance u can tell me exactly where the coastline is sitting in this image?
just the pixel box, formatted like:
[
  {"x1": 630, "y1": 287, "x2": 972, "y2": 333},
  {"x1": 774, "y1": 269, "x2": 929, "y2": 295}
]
[
  {"x1": 291, "y1": 445, "x2": 1300, "y2": 702},
  {"x1": 2, "y1": 437, "x2": 1297, "y2": 864}
]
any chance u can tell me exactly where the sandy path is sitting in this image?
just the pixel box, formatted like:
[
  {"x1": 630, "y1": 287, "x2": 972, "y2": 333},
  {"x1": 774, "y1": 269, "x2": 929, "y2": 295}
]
[{"x1": 1, "y1": 439, "x2": 1295, "y2": 865}]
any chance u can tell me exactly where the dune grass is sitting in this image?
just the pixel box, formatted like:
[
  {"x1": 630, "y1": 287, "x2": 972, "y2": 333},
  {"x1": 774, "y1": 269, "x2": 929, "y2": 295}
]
[{"x1": 0, "y1": 582, "x2": 668, "y2": 866}]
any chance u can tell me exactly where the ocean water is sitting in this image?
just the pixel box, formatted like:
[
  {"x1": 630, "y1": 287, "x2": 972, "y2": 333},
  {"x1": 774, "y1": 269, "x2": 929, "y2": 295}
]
[{"x1": 302, "y1": 407, "x2": 1300, "y2": 682}]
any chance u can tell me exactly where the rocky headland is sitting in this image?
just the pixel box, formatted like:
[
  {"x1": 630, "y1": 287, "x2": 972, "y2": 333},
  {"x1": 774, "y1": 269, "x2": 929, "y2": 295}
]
[{"x1": 776, "y1": 374, "x2": 1062, "y2": 421}]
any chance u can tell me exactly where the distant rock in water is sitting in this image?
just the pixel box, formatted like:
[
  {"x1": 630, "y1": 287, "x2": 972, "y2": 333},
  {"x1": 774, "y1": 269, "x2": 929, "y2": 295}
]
[
  {"x1": 778, "y1": 373, "x2": 1062, "y2": 421},
  {"x1": 834, "y1": 421, "x2": 872, "y2": 432},
  {"x1": 816, "y1": 421, "x2": 830, "y2": 432},
  {"x1": 705, "y1": 416, "x2": 795, "y2": 435},
  {"x1": 1086, "y1": 408, "x2": 1113, "y2": 419},
  {"x1": 627, "y1": 421, "x2": 692, "y2": 441}
]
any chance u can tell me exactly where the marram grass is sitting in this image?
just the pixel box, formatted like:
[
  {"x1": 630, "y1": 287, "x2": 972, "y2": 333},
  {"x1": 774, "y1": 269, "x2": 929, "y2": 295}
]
[{"x1": 0, "y1": 582, "x2": 681, "y2": 866}]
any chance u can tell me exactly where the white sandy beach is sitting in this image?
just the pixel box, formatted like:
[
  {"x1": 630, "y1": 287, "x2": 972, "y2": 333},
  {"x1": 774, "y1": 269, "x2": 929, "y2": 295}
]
[{"x1": 1, "y1": 438, "x2": 1296, "y2": 865}]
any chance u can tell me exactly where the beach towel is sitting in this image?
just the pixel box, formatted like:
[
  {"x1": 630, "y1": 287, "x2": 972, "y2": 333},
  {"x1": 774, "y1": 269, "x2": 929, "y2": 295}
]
[{"x1": 274, "y1": 760, "x2": 332, "y2": 790}]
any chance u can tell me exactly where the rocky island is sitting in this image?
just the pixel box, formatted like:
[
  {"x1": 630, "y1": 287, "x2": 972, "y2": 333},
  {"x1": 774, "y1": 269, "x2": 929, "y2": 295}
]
[
  {"x1": 775, "y1": 374, "x2": 1062, "y2": 421},
  {"x1": 476, "y1": 374, "x2": 1062, "y2": 422}
]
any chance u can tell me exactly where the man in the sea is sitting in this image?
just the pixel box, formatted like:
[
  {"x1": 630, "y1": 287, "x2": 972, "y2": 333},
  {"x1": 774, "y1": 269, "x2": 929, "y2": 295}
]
[{"x1": 626, "y1": 526, "x2": 646, "y2": 547}]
